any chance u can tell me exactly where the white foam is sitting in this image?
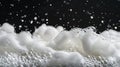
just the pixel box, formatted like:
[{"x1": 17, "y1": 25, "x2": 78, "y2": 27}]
[{"x1": 0, "y1": 23, "x2": 120, "y2": 66}]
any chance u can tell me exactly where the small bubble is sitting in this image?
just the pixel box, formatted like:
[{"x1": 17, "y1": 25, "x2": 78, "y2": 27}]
[
  {"x1": 59, "y1": 18, "x2": 62, "y2": 20},
  {"x1": 63, "y1": 1, "x2": 66, "y2": 3},
  {"x1": 72, "y1": 18, "x2": 75, "y2": 21},
  {"x1": 83, "y1": 10, "x2": 86, "y2": 12},
  {"x1": 86, "y1": 0, "x2": 89, "y2": 2},
  {"x1": 49, "y1": 4, "x2": 52, "y2": 6},
  {"x1": 34, "y1": 17, "x2": 37, "y2": 20},
  {"x1": 56, "y1": 12, "x2": 59, "y2": 14},
  {"x1": 118, "y1": 20, "x2": 120, "y2": 22},
  {"x1": 41, "y1": 19, "x2": 45, "y2": 21},
  {"x1": 46, "y1": 22, "x2": 48, "y2": 24},
  {"x1": 46, "y1": 19, "x2": 48, "y2": 21},
  {"x1": 25, "y1": 6, "x2": 28, "y2": 8},
  {"x1": 114, "y1": 26, "x2": 117, "y2": 29},
  {"x1": 16, "y1": 14, "x2": 19, "y2": 16},
  {"x1": 101, "y1": 20, "x2": 104, "y2": 23},
  {"x1": 36, "y1": 21, "x2": 40, "y2": 24},
  {"x1": 75, "y1": 12, "x2": 78, "y2": 14},
  {"x1": 21, "y1": 15, "x2": 27, "y2": 18},
  {"x1": 45, "y1": 13, "x2": 48, "y2": 16},
  {"x1": 9, "y1": 12, "x2": 12, "y2": 15},
  {"x1": 69, "y1": 9, "x2": 72, "y2": 11},
  {"x1": 19, "y1": 25, "x2": 22, "y2": 28},
  {"x1": 67, "y1": 22, "x2": 70, "y2": 24},
  {"x1": 21, "y1": 19, "x2": 24, "y2": 22},
  {"x1": 38, "y1": 3, "x2": 40, "y2": 6},
  {"x1": 107, "y1": 24, "x2": 111, "y2": 28},
  {"x1": 86, "y1": 11, "x2": 92, "y2": 15},
  {"x1": 10, "y1": 4, "x2": 14, "y2": 7},
  {"x1": 30, "y1": 20, "x2": 33, "y2": 24},
  {"x1": 90, "y1": 16, "x2": 94, "y2": 19}
]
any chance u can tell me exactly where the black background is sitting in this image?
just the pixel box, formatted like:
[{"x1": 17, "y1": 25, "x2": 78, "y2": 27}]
[{"x1": 0, "y1": 0, "x2": 120, "y2": 33}]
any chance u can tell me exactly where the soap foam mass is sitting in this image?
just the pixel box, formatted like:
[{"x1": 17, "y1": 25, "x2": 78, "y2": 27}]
[{"x1": 0, "y1": 23, "x2": 120, "y2": 67}]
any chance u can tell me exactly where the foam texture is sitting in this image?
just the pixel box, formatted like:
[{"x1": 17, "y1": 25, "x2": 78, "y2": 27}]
[{"x1": 0, "y1": 23, "x2": 120, "y2": 67}]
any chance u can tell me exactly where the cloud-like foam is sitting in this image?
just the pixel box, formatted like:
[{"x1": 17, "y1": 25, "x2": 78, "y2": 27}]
[{"x1": 0, "y1": 23, "x2": 120, "y2": 66}]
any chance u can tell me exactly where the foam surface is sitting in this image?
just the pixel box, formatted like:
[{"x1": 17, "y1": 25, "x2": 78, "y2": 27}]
[{"x1": 0, "y1": 23, "x2": 120, "y2": 66}]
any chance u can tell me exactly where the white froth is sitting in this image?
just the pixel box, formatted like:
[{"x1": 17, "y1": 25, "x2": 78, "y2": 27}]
[
  {"x1": 1, "y1": 23, "x2": 14, "y2": 33},
  {"x1": 0, "y1": 23, "x2": 120, "y2": 66}
]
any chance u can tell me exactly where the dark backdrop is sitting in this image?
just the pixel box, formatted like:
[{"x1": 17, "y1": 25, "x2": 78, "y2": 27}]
[{"x1": 0, "y1": 0, "x2": 120, "y2": 33}]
